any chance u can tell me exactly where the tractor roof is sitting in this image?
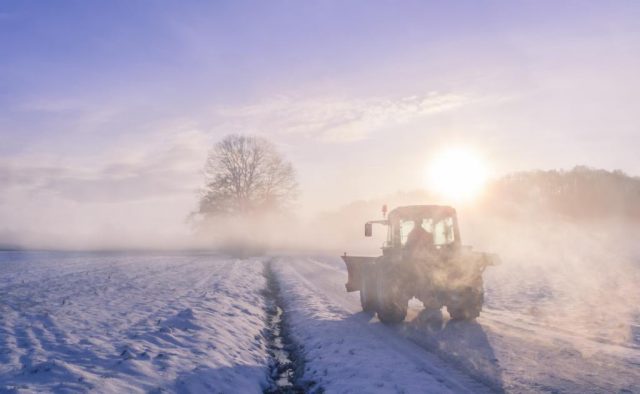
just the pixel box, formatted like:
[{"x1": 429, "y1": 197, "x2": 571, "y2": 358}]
[{"x1": 387, "y1": 205, "x2": 457, "y2": 220}]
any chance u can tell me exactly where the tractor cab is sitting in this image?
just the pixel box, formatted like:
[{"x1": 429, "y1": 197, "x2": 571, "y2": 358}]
[{"x1": 365, "y1": 205, "x2": 461, "y2": 252}]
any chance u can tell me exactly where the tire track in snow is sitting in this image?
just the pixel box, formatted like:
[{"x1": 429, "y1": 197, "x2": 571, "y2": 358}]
[
  {"x1": 284, "y1": 256, "x2": 640, "y2": 393},
  {"x1": 262, "y1": 260, "x2": 307, "y2": 394},
  {"x1": 273, "y1": 256, "x2": 495, "y2": 393}
]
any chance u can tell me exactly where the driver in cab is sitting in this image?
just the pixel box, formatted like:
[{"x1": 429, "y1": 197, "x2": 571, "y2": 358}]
[{"x1": 405, "y1": 218, "x2": 434, "y2": 259}]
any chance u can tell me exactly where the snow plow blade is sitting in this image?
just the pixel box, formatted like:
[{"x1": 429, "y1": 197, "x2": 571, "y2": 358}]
[{"x1": 341, "y1": 255, "x2": 377, "y2": 292}]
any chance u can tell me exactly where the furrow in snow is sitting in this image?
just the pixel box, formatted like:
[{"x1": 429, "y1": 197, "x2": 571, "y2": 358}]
[{"x1": 273, "y1": 256, "x2": 494, "y2": 393}]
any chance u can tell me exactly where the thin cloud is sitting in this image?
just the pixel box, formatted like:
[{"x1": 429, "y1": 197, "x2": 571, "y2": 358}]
[
  {"x1": 212, "y1": 93, "x2": 471, "y2": 143},
  {"x1": 0, "y1": 130, "x2": 211, "y2": 249},
  {"x1": 0, "y1": 130, "x2": 209, "y2": 203}
]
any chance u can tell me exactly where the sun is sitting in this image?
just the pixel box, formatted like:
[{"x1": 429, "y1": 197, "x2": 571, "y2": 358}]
[{"x1": 426, "y1": 147, "x2": 488, "y2": 202}]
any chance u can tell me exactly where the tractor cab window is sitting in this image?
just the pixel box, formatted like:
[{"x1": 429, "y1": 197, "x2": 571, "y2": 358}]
[
  {"x1": 399, "y1": 218, "x2": 433, "y2": 246},
  {"x1": 432, "y1": 216, "x2": 456, "y2": 246},
  {"x1": 395, "y1": 216, "x2": 455, "y2": 247}
]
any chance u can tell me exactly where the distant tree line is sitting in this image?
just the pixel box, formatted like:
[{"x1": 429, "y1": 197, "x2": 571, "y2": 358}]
[
  {"x1": 485, "y1": 166, "x2": 640, "y2": 220},
  {"x1": 311, "y1": 166, "x2": 640, "y2": 233}
]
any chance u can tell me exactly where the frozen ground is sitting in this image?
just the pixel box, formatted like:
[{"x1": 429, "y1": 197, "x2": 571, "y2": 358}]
[
  {"x1": 274, "y1": 256, "x2": 640, "y2": 393},
  {"x1": 1, "y1": 251, "x2": 639, "y2": 393},
  {"x1": 273, "y1": 257, "x2": 493, "y2": 393},
  {"x1": 0, "y1": 252, "x2": 270, "y2": 393}
]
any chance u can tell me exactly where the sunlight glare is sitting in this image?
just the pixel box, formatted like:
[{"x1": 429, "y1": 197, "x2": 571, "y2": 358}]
[{"x1": 426, "y1": 148, "x2": 488, "y2": 202}]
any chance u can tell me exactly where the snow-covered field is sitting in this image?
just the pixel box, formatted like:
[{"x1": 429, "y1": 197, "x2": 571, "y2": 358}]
[
  {"x1": 273, "y1": 257, "x2": 493, "y2": 393},
  {"x1": 0, "y1": 252, "x2": 270, "y2": 393},
  {"x1": 273, "y1": 256, "x2": 640, "y2": 393},
  {"x1": 1, "y1": 251, "x2": 639, "y2": 393}
]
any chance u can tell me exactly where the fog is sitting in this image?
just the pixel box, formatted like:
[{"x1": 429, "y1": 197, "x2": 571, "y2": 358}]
[
  {"x1": 2, "y1": 3, "x2": 639, "y2": 391},
  {"x1": 194, "y1": 182, "x2": 639, "y2": 347},
  {"x1": 465, "y1": 212, "x2": 640, "y2": 346},
  {"x1": 181, "y1": 176, "x2": 640, "y2": 345},
  {"x1": 1, "y1": 155, "x2": 639, "y2": 347},
  {"x1": 287, "y1": 194, "x2": 638, "y2": 348}
]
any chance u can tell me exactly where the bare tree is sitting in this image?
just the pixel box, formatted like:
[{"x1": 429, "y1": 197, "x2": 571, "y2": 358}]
[{"x1": 197, "y1": 134, "x2": 297, "y2": 218}]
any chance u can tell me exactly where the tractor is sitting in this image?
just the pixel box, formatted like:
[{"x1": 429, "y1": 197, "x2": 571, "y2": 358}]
[{"x1": 341, "y1": 205, "x2": 498, "y2": 324}]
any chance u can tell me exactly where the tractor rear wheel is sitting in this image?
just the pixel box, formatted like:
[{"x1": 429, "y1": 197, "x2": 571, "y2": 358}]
[
  {"x1": 359, "y1": 272, "x2": 377, "y2": 312},
  {"x1": 447, "y1": 287, "x2": 483, "y2": 321},
  {"x1": 375, "y1": 270, "x2": 407, "y2": 324}
]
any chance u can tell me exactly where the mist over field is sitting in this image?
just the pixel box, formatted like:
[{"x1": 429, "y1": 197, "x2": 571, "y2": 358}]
[
  {"x1": 2, "y1": 144, "x2": 639, "y2": 346},
  {"x1": 183, "y1": 166, "x2": 640, "y2": 350},
  {"x1": 2, "y1": 1, "x2": 640, "y2": 392}
]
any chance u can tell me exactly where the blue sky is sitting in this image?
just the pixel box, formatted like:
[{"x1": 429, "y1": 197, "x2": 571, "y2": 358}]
[{"x1": 1, "y1": 1, "x2": 639, "y2": 247}]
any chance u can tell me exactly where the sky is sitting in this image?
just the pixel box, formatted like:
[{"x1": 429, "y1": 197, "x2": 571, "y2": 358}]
[{"x1": 1, "y1": 1, "x2": 639, "y2": 248}]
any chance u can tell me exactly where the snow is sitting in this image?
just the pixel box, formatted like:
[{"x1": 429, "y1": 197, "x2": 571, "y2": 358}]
[
  {"x1": 274, "y1": 256, "x2": 640, "y2": 393},
  {"x1": 1, "y1": 251, "x2": 638, "y2": 393},
  {"x1": 0, "y1": 252, "x2": 270, "y2": 393},
  {"x1": 273, "y1": 256, "x2": 493, "y2": 393}
]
